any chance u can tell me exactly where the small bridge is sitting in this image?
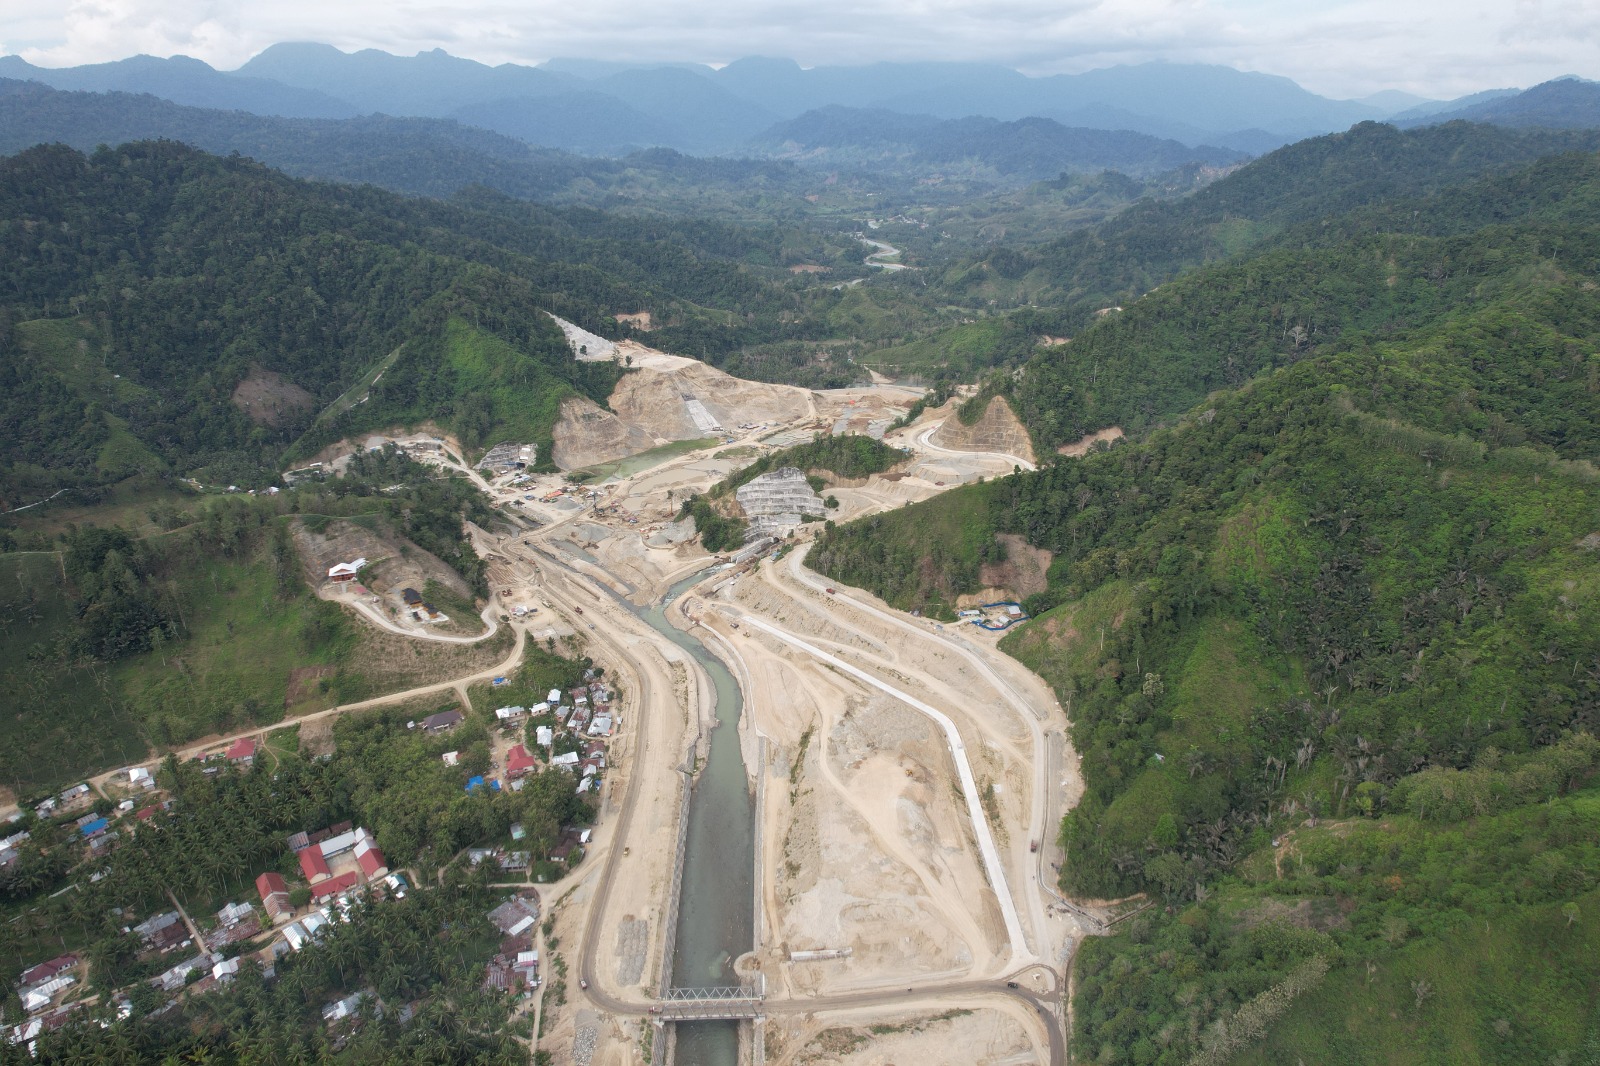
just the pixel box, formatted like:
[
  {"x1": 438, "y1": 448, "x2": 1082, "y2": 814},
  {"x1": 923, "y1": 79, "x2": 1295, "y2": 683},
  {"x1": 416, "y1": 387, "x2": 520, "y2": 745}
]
[{"x1": 656, "y1": 986, "x2": 764, "y2": 1021}]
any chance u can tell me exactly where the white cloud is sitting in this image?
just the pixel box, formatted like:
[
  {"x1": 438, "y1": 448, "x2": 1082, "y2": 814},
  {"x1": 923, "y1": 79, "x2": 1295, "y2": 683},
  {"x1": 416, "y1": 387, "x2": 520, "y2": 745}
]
[{"x1": 2, "y1": 0, "x2": 1596, "y2": 98}]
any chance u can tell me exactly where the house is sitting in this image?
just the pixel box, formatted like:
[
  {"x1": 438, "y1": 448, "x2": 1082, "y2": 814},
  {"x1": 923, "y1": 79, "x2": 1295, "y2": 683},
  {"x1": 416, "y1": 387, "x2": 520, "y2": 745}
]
[
  {"x1": 226, "y1": 737, "x2": 256, "y2": 764},
  {"x1": 327, "y1": 558, "x2": 367, "y2": 582},
  {"x1": 535, "y1": 725, "x2": 554, "y2": 748},
  {"x1": 206, "y1": 914, "x2": 261, "y2": 951},
  {"x1": 310, "y1": 871, "x2": 359, "y2": 902},
  {"x1": 286, "y1": 831, "x2": 311, "y2": 852},
  {"x1": 321, "y1": 990, "x2": 372, "y2": 1024},
  {"x1": 486, "y1": 897, "x2": 540, "y2": 937},
  {"x1": 134, "y1": 910, "x2": 186, "y2": 950},
  {"x1": 355, "y1": 835, "x2": 388, "y2": 880},
  {"x1": 401, "y1": 588, "x2": 423, "y2": 607},
  {"x1": 506, "y1": 745, "x2": 537, "y2": 780},
  {"x1": 216, "y1": 901, "x2": 254, "y2": 927},
  {"x1": 318, "y1": 827, "x2": 365, "y2": 858},
  {"x1": 587, "y1": 714, "x2": 613, "y2": 737},
  {"x1": 212, "y1": 958, "x2": 241, "y2": 983},
  {"x1": 299, "y1": 847, "x2": 331, "y2": 883},
  {"x1": 550, "y1": 752, "x2": 580, "y2": 769},
  {"x1": 283, "y1": 912, "x2": 329, "y2": 952},
  {"x1": 546, "y1": 688, "x2": 562, "y2": 705},
  {"x1": 22, "y1": 975, "x2": 74, "y2": 1013},
  {"x1": 127, "y1": 767, "x2": 154, "y2": 789},
  {"x1": 155, "y1": 953, "x2": 216, "y2": 992},
  {"x1": 420, "y1": 709, "x2": 463, "y2": 734},
  {"x1": 77, "y1": 817, "x2": 109, "y2": 839},
  {"x1": 327, "y1": 559, "x2": 367, "y2": 582},
  {"x1": 19, "y1": 954, "x2": 77, "y2": 990},
  {"x1": 256, "y1": 872, "x2": 293, "y2": 923},
  {"x1": 494, "y1": 705, "x2": 526, "y2": 722}
]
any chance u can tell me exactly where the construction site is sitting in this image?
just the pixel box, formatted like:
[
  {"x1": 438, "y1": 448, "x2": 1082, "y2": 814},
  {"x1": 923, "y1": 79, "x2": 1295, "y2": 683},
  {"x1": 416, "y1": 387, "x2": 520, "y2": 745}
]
[{"x1": 276, "y1": 325, "x2": 1104, "y2": 1066}]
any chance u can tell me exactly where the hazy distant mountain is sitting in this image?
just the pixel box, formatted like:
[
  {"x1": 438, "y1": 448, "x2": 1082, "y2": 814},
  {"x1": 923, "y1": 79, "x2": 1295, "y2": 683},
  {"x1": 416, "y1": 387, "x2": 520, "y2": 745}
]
[
  {"x1": 449, "y1": 91, "x2": 677, "y2": 155},
  {"x1": 1404, "y1": 78, "x2": 1600, "y2": 129},
  {"x1": 586, "y1": 67, "x2": 779, "y2": 151},
  {"x1": 0, "y1": 45, "x2": 1446, "y2": 157},
  {"x1": 246, "y1": 44, "x2": 775, "y2": 152},
  {"x1": 754, "y1": 105, "x2": 1246, "y2": 180},
  {"x1": 236, "y1": 42, "x2": 572, "y2": 115},
  {"x1": 1388, "y1": 88, "x2": 1520, "y2": 122},
  {"x1": 0, "y1": 53, "x2": 357, "y2": 118},
  {"x1": 0, "y1": 78, "x2": 835, "y2": 207}
]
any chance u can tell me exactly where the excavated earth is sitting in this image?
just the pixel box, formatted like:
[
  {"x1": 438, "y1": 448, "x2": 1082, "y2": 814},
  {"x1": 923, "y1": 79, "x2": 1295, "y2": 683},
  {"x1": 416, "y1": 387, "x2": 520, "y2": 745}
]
[{"x1": 929, "y1": 396, "x2": 1037, "y2": 465}]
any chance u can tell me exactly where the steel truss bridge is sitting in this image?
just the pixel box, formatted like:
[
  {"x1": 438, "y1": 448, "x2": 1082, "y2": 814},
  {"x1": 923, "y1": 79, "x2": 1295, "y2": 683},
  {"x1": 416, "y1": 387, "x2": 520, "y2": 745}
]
[{"x1": 655, "y1": 986, "x2": 764, "y2": 1021}]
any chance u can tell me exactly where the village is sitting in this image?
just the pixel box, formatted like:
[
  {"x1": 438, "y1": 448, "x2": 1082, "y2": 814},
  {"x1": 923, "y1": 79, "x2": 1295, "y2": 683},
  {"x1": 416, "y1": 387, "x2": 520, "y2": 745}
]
[{"x1": 3, "y1": 657, "x2": 625, "y2": 1052}]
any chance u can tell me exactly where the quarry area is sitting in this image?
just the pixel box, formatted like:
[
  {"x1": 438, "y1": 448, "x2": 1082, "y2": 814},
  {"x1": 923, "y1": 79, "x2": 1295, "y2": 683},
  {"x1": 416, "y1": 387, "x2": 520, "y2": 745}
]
[{"x1": 220, "y1": 326, "x2": 1101, "y2": 1064}]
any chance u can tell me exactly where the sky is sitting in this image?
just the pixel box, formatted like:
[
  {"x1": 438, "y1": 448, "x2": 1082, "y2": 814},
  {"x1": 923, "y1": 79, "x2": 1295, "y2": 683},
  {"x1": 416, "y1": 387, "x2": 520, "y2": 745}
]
[{"x1": 2, "y1": 0, "x2": 1597, "y2": 100}]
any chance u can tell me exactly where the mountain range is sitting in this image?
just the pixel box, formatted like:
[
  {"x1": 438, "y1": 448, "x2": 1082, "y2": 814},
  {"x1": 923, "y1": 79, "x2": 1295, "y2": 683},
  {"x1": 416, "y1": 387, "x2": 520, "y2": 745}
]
[{"x1": 0, "y1": 45, "x2": 1465, "y2": 157}]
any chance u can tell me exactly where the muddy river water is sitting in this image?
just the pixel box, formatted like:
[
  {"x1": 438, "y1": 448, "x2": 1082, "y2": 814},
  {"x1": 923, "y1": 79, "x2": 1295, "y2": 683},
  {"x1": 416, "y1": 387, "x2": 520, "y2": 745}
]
[{"x1": 636, "y1": 571, "x2": 755, "y2": 1064}]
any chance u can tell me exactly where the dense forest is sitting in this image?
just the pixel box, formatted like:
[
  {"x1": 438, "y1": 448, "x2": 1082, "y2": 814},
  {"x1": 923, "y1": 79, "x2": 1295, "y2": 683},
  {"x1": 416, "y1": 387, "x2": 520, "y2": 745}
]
[
  {"x1": 815, "y1": 142, "x2": 1600, "y2": 1061},
  {"x1": 0, "y1": 139, "x2": 954, "y2": 505}
]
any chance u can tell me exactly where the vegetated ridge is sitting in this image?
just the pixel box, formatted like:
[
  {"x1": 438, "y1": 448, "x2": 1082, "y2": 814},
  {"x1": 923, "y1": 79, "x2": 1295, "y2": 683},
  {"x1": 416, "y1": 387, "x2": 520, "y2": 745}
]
[{"x1": 814, "y1": 144, "x2": 1600, "y2": 1062}]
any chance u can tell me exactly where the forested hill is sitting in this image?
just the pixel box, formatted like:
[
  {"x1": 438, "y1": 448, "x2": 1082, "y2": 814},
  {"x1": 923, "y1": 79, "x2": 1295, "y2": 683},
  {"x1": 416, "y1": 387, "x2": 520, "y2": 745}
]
[
  {"x1": 814, "y1": 143, "x2": 1600, "y2": 1061},
  {"x1": 752, "y1": 105, "x2": 1246, "y2": 180},
  {"x1": 0, "y1": 140, "x2": 867, "y2": 506},
  {"x1": 930, "y1": 121, "x2": 1600, "y2": 319},
  {"x1": 0, "y1": 77, "x2": 862, "y2": 213}
]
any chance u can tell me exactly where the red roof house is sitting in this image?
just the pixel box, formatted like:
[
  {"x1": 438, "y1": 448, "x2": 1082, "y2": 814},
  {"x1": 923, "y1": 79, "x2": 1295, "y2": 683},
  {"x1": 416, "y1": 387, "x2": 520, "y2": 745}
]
[
  {"x1": 353, "y1": 830, "x2": 388, "y2": 879},
  {"x1": 506, "y1": 744, "x2": 537, "y2": 780},
  {"x1": 356, "y1": 844, "x2": 388, "y2": 879},
  {"x1": 226, "y1": 737, "x2": 256, "y2": 764},
  {"x1": 310, "y1": 871, "x2": 359, "y2": 902},
  {"x1": 20, "y1": 954, "x2": 77, "y2": 988},
  {"x1": 299, "y1": 847, "x2": 331, "y2": 883},
  {"x1": 255, "y1": 872, "x2": 293, "y2": 923}
]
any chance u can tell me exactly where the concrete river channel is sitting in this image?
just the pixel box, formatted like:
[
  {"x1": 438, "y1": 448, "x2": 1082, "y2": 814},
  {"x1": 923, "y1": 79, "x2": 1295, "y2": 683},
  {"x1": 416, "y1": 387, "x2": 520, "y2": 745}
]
[{"x1": 636, "y1": 570, "x2": 755, "y2": 1064}]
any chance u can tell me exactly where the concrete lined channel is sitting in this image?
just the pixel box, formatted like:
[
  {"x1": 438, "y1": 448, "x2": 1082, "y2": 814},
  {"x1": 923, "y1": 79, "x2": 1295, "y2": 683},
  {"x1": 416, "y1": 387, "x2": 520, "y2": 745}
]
[{"x1": 637, "y1": 571, "x2": 756, "y2": 1065}]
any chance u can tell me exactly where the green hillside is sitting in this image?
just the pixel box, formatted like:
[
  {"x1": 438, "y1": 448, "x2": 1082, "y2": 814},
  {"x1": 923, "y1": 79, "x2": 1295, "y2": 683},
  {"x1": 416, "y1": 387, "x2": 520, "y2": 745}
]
[
  {"x1": 0, "y1": 140, "x2": 934, "y2": 505},
  {"x1": 815, "y1": 145, "x2": 1600, "y2": 1061}
]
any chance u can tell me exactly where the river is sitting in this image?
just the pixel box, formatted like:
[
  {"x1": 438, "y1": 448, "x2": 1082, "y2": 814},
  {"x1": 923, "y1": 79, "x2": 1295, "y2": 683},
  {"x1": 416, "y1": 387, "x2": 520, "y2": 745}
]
[{"x1": 636, "y1": 571, "x2": 755, "y2": 1064}]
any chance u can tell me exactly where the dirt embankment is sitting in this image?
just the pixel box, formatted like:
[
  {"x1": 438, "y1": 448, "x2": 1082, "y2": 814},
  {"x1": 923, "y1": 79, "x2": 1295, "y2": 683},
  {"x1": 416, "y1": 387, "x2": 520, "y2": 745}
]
[
  {"x1": 1057, "y1": 425, "x2": 1124, "y2": 457},
  {"x1": 964, "y1": 533, "x2": 1052, "y2": 606},
  {"x1": 552, "y1": 356, "x2": 810, "y2": 470},
  {"x1": 930, "y1": 396, "x2": 1037, "y2": 465}
]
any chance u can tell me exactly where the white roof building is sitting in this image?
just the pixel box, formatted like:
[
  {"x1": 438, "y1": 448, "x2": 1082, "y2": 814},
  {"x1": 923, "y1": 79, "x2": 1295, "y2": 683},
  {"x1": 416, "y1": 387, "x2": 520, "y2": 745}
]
[
  {"x1": 550, "y1": 752, "x2": 580, "y2": 768},
  {"x1": 327, "y1": 558, "x2": 367, "y2": 579},
  {"x1": 495, "y1": 706, "x2": 526, "y2": 720},
  {"x1": 535, "y1": 726, "x2": 553, "y2": 747}
]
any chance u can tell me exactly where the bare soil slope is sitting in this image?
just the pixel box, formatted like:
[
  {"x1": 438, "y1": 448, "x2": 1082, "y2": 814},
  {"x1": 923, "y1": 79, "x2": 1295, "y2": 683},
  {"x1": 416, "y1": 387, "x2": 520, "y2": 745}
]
[
  {"x1": 931, "y1": 396, "x2": 1037, "y2": 465},
  {"x1": 553, "y1": 352, "x2": 811, "y2": 470}
]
